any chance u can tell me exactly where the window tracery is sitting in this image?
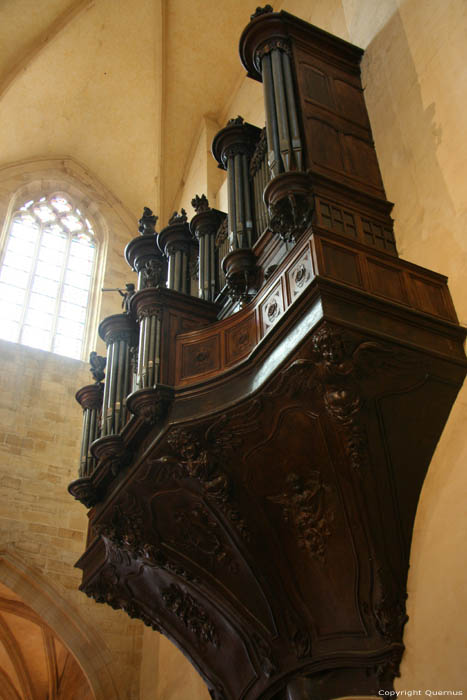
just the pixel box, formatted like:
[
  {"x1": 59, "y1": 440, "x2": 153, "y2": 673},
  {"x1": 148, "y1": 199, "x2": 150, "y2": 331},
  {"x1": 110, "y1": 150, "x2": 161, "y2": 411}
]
[{"x1": 0, "y1": 193, "x2": 97, "y2": 359}]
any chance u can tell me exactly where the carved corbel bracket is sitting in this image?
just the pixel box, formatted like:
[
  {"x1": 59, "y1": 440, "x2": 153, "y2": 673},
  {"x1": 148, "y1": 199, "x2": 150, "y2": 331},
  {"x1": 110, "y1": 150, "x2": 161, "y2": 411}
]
[
  {"x1": 90, "y1": 433, "x2": 131, "y2": 495},
  {"x1": 264, "y1": 171, "x2": 313, "y2": 244},
  {"x1": 126, "y1": 385, "x2": 174, "y2": 425},
  {"x1": 67, "y1": 476, "x2": 100, "y2": 508},
  {"x1": 222, "y1": 248, "x2": 260, "y2": 306}
]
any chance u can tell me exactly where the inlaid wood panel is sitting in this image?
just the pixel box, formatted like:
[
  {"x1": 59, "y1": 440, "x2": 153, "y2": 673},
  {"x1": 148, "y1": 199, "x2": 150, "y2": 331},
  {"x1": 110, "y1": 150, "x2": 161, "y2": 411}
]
[
  {"x1": 225, "y1": 313, "x2": 257, "y2": 366},
  {"x1": 180, "y1": 335, "x2": 221, "y2": 381}
]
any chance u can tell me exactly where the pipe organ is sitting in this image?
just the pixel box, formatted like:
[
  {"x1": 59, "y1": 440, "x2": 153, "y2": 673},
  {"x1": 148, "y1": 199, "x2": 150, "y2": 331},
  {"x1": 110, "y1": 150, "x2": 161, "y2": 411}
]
[{"x1": 69, "y1": 7, "x2": 466, "y2": 700}]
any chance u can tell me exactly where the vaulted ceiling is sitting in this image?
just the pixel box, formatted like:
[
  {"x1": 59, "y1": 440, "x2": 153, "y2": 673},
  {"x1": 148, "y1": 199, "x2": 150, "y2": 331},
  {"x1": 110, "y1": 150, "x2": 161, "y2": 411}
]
[
  {"x1": 0, "y1": 582, "x2": 92, "y2": 700},
  {"x1": 0, "y1": 0, "x2": 279, "y2": 226}
]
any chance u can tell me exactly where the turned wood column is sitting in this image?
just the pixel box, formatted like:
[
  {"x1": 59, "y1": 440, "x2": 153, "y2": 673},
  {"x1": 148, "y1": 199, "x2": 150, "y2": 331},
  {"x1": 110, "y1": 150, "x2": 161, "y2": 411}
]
[
  {"x1": 158, "y1": 210, "x2": 193, "y2": 294},
  {"x1": 98, "y1": 314, "x2": 137, "y2": 436},
  {"x1": 125, "y1": 206, "x2": 168, "y2": 290},
  {"x1": 190, "y1": 195, "x2": 224, "y2": 302},
  {"x1": 212, "y1": 117, "x2": 261, "y2": 251},
  {"x1": 75, "y1": 383, "x2": 103, "y2": 477},
  {"x1": 129, "y1": 289, "x2": 163, "y2": 390},
  {"x1": 240, "y1": 7, "x2": 303, "y2": 177}
]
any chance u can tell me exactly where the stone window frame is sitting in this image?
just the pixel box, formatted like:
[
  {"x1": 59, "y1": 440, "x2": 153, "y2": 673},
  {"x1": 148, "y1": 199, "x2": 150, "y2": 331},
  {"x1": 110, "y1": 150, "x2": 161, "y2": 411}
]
[{"x1": 0, "y1": 181, "x2": 107, "y2": 361}]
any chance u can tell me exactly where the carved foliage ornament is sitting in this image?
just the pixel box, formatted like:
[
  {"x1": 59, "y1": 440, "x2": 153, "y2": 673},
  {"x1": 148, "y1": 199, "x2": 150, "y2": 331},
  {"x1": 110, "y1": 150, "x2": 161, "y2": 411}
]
[
  {"x1": 191, "y1": 194, "x2": 210, "y2": 214},
  {"x1": 269, "y1": 471, "x2": 333, "y2": 560},
  {"x1": 140, "y1": 258, "x2": 166, "y2": 289},
  {"x1": 249, "y1": 128, "x2": 267, "y2": 177},
  {"x1": 250, "y1": 4, "x2": 273, "y2": 21},
  {"x1": 167, "y1": 428, "x2": 250, "y2": 540},
  {"x1": 138, "y1": 206, "x2": 158, "y2": 235},
  {"x1": 272, "y1": 324, "x2": 417, "y2": 476},
  {"x1": 268, "y1": 191, "x2": 313, "y2": 244},
  {"x1": 162, "y1": 583, "x2": 219, "y2": 647},
  {"x1": 168, "y1": 208, "x2": 188, "y2": 225}
]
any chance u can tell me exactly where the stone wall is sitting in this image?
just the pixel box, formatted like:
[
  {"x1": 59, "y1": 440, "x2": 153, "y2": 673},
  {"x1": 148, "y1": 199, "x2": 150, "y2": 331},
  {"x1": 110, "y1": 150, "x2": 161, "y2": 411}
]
[{"x1": 0, "y1": 339, "x2": 144, "y2": 698}]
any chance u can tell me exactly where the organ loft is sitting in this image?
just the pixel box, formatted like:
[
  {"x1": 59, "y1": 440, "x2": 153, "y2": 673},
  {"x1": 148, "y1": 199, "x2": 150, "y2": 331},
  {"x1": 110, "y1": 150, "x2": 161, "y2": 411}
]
[{"x1": 68, "y1": 6, "x2": 466, "y2": 699}]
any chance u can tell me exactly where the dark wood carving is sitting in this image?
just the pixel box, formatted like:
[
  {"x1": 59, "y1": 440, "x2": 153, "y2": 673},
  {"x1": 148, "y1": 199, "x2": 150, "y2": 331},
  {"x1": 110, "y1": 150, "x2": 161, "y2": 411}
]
[{"x1": 71, "y1": 8, "x2": 467, "y2": 700}]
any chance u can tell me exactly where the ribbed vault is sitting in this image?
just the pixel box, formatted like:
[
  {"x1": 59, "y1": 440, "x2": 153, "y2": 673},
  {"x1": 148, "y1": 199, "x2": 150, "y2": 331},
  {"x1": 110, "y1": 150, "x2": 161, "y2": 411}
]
[{"x1": 0, "y1": 582, "x2": 93, "y2": 700}]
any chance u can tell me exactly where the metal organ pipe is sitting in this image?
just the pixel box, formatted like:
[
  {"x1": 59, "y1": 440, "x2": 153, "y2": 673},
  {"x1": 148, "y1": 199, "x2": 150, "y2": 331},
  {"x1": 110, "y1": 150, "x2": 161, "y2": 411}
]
[
  {"x1": 75, "y1": 382, "x2": 104, "y2": 478},
  {"x1": 258, "y1": 41, "x2": 303, "y2": 175}
]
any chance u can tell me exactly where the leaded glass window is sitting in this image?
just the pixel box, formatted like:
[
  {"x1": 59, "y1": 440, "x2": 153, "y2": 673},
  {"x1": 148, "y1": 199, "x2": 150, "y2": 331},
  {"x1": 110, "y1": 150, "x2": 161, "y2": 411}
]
[{"x1": 0, "y1": 194, "x2": 97, "y2": 359}]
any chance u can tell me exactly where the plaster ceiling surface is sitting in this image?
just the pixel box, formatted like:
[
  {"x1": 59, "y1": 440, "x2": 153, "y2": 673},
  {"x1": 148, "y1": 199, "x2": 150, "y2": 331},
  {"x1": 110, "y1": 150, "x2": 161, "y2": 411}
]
[
  {"x1": 0, "y1": 581, "x2": 93, "y2": 699},
  {"x1": 162, "y1": 0, "x2": 275, "y2": 218},
  {"x1": 0, "y1": 0, "x2": 270, "y2": 225},
  {"x1": 0, "y1": 0, "x2": 91, "y2": 95}
]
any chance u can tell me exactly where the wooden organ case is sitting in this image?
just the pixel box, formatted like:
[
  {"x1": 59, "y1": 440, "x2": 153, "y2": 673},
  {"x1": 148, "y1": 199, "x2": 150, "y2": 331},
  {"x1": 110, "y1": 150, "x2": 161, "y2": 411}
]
[{"x1": 69, "y1": 7, "x2": 467, "y2": 699}]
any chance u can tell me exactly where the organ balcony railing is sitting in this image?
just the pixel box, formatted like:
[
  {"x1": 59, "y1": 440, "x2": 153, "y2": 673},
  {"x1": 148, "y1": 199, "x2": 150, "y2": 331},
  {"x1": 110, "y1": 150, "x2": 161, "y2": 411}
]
[{"x1": 68, "y1": 6, "x2": 466, "y2": 699}]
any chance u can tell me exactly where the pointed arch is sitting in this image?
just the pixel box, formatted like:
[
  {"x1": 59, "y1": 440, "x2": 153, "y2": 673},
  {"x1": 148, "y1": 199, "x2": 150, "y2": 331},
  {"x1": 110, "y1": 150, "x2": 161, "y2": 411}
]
[
  {"x1": 0, "y1": 549, "x2": 120, "y2": 700},
  {"x1": 0, "y1": 156, "x2": 138, "y2": 356}
]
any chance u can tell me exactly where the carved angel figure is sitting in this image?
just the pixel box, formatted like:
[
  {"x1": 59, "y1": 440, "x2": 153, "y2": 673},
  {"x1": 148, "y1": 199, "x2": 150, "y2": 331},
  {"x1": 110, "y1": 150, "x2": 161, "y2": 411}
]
[
  {"x1": 89, "y1": 351, "x2": 106, "y2": 383},
  {"x1": 269, "y1": 471, "x2": 332, "y2": 560}
]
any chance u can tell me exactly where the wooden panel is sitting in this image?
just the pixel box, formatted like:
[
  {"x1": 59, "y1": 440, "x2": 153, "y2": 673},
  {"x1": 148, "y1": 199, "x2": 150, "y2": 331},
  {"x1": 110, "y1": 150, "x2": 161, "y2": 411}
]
[
  {"x1": 409, "y1": 274, "x2": 452, "y2": 319},
  {"x1": 334, "y1": 79, "x2": 369, "y2": 128},
  {"x1": 308, "y1": 118, "x2": 344, "y2": 171},
  {"x1": 260, "y1": 282, "x2": 285, "y2": 336},
  {"x1": 287, "y1": 245, "x2": 315, "y2": 303},
  {"x1": 343, "y1": 133, "x2": 383, "y2": 188},
  {"x1": 321, "y1": 241, "x2": 362, "y2": 287},
  {"x1": 225, "y1": 314, "x2": 257, "y2": 366},
  {"x1": 180, "y1": 335, "x2": 220, "y2": 380},
  {"x1": 366, "y1": 258, "x2": 408, "y2": 304},
  {"x1": 301, "y1": 63, "x2": 333, "y2": 108}
]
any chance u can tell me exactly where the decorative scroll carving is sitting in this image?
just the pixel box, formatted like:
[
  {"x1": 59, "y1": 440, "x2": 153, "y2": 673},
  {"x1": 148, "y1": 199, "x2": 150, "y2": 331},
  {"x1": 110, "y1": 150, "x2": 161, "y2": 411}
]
[
  {"x1": 268, "y1": 191, "x2": 313, "y2": 244},
  {"x1": 140, "y1": 258, "x2": 165, "y2": 289},
  {"x1": 215, "y1": 218, "x2": 228, "y2": 248},
  {"x1": 249, "y1": 128, "x2": 267, "y2": 177},
  {"x1": 269, "y1": 472, "x2": 332, "y2": 560},
  {"x1": 136, "y1": 304, "x2": 162, "y2": 320},
  {"x1": 167, "y1": 428, "x2": 250, "y2": 539},
  {"x1": 95, "y1": 503, "x2": 145, "y2": 556},
  {"x1": 138, "y1": 206, "x2": 158, "y2": 235},
  {"x1": 173, "y1": 505, "x2": 238, "y2": 574},
  {"x1": 162, "y1": 584, "x2": 219, "y2": 647},
  {"x1": 374, "y1": 567, "x2": 408, "y2": 644},
  {"x1": 168, "y1": 209, "x2": 188, "y2": 225},
  {"x1": 89, "y1": 351, "x2": 106, "y2": 383},
  {"x1": 82, "y1": 566, "x2": 161, "y2": 631}
]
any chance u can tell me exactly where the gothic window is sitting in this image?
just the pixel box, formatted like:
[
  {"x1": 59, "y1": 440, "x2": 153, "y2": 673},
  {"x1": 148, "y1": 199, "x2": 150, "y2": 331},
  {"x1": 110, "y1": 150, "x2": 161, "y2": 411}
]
[{"x1": 0, "y1": 193, "x2": 97, "y2": 359}]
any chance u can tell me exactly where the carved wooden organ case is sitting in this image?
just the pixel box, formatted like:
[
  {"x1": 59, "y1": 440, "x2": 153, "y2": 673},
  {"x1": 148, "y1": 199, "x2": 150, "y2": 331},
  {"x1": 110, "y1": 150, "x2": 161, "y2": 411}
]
[{"x1": 69, "y1": 8, "x2": 467, "y2": 700}]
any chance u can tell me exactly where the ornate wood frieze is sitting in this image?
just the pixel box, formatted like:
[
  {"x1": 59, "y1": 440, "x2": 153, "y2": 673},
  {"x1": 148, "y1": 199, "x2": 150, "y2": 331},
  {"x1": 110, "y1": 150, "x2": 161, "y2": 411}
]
[{"x1": 162, "y1": 584, "x2": 219, "y2": 647}]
